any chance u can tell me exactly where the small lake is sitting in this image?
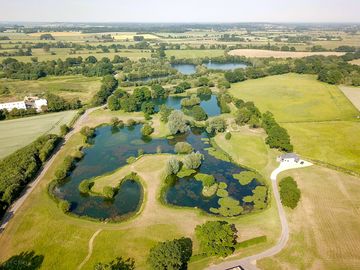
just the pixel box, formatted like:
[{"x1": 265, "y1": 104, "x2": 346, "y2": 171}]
[
  {"x1": 53, "y1": 125, "x2": 263, "y2": 221},
  {"x1": 204, "y1": 62, "x2": 247, "y2": 70},
  {"x1": 154, "y1": 95, "x2": 221, "y2": 117},
  {"x1": 172, "y1": 64, "x2": 197, "y2": 75}
]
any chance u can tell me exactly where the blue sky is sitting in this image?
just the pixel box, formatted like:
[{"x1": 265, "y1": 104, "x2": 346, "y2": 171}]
[{"x1": 0, "y1": 0, "x2": 359, "y2": 22}]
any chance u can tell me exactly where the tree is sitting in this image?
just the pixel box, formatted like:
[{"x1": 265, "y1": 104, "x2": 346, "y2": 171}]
[
  {"x1": 141, "y1": 101, "x2": 155, "y2": 115},
  {"x1": 174, "y1": 142, "x2": 193, "y2": 154},
  {"x1": 94, "y1": 257, "x2": 135, "y2": 270},
  {"x1": 195, "y1": 221, "x2": 237, "y2": 257},
  {"x1": 168, "y1": 110, "x2": 189, "y2": 135},
  {"x1": 141, "y1": 123, "x2": 154, "y2": 136},
  {"x1": 180, "y1": 95, "x2": 200, "y2": 107},
  {"x1": 206, "y1": 117, "x2": 227, "y2": 133},
  {"x1": 148, "y1": 238, "x2": 192, "y2": 270},
  {"x1": 107, "y1": 95, "x2": 120, "y2": 111},
  {"x1": 174, "y1": 82, "x2": 191, "y2": 94},
  {"x1": 165, "y1": 157, "x2": 180, "y2": 175},
  {"x1": 60, "y1": 124, "x2": 70, "y2": 136},
  {"x1": 159, "y1": 105, "x2": 173, "y2": 123},
  {"x1": 40, "y1": 33, "x2": 55, "y2": 40},
  {"x1": 197, "y1": 86, "x2": 212, "y2": 96},
  {"x1": 80, "y1": 126, "x2": 95, "y2": 138},
  {"x1": 132, "y1": 87, "x2": 151, "y2": 106},
  {"x1": 0, "y1": 109, "x2": 5, "y2": 121},
  {"x1": 151, "y1": 84, "x2": 166, "y2": 99},
  {"x1": 183, "y1": 151, "x2": 204, "y2": 169},
  {"x1": 0, "y1": 251, "x2": 44, "y2": 270},
  {"x1": 190, "y1": 105, "x2": 207, "y2": 121},
  {"x1": 279, "y1": 176, "x2": 301, "y2": 209},
  {"x1": 85, "y1": 56, "x2": 98, "y2": 64},
  {"x1": 224, "y1": 69, "x2": 246, "y2": 83},
  {"x1": 103, "y1": 186, "x2": 115, "y2": 198}
]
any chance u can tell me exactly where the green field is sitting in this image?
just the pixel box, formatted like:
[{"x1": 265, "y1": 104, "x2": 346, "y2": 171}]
[
  {"x1": 229, "y1": 74, "x2": 359, "y2": 122},
  {"x1": 0, "y1": 110, "x2": 77, "y2": 159},
  {"x1": 283, "y1": 121, "x2": 360, "y2": 174},
  {"x1": 166, "y1": 49, "x2": 225, "y2": 59},
  {"x1": 0, "y1": 75, "x2": 101, "y2": 104}
]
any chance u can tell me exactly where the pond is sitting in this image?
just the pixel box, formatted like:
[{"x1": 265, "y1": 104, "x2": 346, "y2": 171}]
[
  {"x1": 171, "y1": 64, "x2": 197, "y2": 75},
  {"x1": 153, "y1": 95, "x2": 221, "y2": 117},
  {"x1": 53, "y1": 125, "x2": 264, "y2": 221},
  {"x1": 204, "y1": 62, "x2": 247, "y2": 70}
]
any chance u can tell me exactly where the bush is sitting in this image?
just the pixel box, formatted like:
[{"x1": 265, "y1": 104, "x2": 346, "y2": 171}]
[
  {"x1": 59, "y1": 200, "x2": 71, "y2": 213},
  {"x1": 127, "y1": 119, "x2": 137, "y2": 126},
  {"x1": 80, "y1": 126, "x2": 95, "y2": 139},
  {"x1": 148, "y1": 237, "x2": 192, "y2": 270},
  {"x1": 197, "y1": 86, "x2": 212, "y2": 96},
  {"x1": 141, "y1": 123, "x2": 154, "y2": 136},
  {"x1": 55, "y1": 156, "x2": 75, "y2": 180},
  {"x1": 103, "y1": 186, "x2": 115, "y2": 198},
  {"x1": 225, "y1": 132, "x2": 231, "y2": 140},
  {"x1": 206, "y1": 117, "x2": 227, "y2": 133},
  {"x1": 195, "y1": 221, "x2": 237, "y2": 257},
  {"x1": 60, "y1": 124, "x2": 70, "y2": 136},
  {"x1": 180, "y1": 95, "x2": 200, "y2": 107},
  {"x1": 279, "y1": 176, "x2": 301, "y2": 209},
  {"x1": 174, "y1": 142, "x2": 193, "y2": 154},
  {"x1": 183, "y1": 151, "x2": 204, "y2": 169},
  {"x1": 165, "y1": 157, "x2": 181, "y2": 175},
  {"x1": 189, "y1": 105, "x2": 207, "y2": 121},
  {"x1": 110, "y1": 117, "x2": 120, "y2": 126},
  {"x1": 79, "y1": 180, "x2": 92, "y2": 193}
]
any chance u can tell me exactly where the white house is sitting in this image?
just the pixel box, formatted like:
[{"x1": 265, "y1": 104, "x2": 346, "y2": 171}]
[
  {"x1": 0, "y1": 101, "x2": 27, "y2": 111},
  {"x1": 277, "y1": 153, "x2": 300, "y2": 163},
  {"x1": 34, "y1": 99, "x2": 48, "y2": 112}
]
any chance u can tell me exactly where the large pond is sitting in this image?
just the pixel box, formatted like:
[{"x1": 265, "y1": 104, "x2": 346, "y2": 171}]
[
  {"x1": 154, "y1": 95, "x2": 221, "y2": 117},
  {"x1": 171, "y1": 64, "x2": 197, "y2": 75},
  {"x1": 53, "y1": 124, "x2": 264, "y2": 221}
]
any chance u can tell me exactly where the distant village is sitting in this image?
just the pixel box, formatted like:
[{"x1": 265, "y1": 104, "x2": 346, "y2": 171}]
[{"x1": 0, "y1": 97, "x2": 48, "y2": 112}]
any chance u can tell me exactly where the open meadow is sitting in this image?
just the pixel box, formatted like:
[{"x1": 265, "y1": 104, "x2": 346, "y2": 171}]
[
  {"x1": 0, "y1": 75, "x2": 101, "y2": 104},
  {"x1": 258, "y1": 165, "x2": 360, "y2": 269},
  {"x1": 0, "y1": 110, "x2": 77, "y2": 159}
]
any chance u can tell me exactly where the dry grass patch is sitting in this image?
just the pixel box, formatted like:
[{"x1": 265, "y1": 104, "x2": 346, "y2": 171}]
[
  {"x1": 339, "y1": 86, "x2": 360, "y2": 112},
  {"x1": 258, "y1": 166, "x2": 360, "y2": 270},
  {"x1": 228, "y1": 49, "x2": 345, "y2": 58}
]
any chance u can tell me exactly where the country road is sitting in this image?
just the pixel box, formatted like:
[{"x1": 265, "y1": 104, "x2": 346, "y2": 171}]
[
  {"x1": 0, "y1": 106, "x2": 101, "y2": 232},
  {"x1": 207, "y1": 159, "x2": 312, "y2": 270}
]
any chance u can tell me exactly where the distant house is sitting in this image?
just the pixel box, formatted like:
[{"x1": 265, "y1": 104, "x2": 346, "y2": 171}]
[
  {"x1": 277, "y1": 153, "x2": 300, "y2": 163},
  {"x1": 0, "y1": 101, "x2": 27, "y2": 111},
  {"x1": 34, "y1": 99, "x2": 48, "y2": 112}
]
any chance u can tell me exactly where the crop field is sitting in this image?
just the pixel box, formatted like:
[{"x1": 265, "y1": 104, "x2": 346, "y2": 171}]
[
  {"x1": 259, "y1": 166, "x2": 360, "y2": 269},
  {"x1": 166, "y1": 49, "x2": 225, "y2": 59},
  {"x1": 0, "y1": 75, "x2": 101, "y2": 104},
  {"x1": 229, "y1": 74, "x2": 359, "y2": 122},
  {"x1": 228, "y1": 49, "x2": 345, "y2": 58},
  {"x1": 0, "y1": 110, "x2": 77, "y2": 159}
]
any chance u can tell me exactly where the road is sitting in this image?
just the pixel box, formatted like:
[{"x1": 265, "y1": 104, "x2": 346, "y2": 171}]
[
  {"x1": 0, "y1": 106, "x2": 100, "y2": 232},
  {"x1": 207, "y1": 159, "x2": 312, "y2": 270}
]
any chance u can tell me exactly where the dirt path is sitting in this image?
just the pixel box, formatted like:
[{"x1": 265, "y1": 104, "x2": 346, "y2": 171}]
[
  {"x1": 207, "y1": 159, "x2": 312, "y2": 270},
  {"x1": 0, "y1": 106, "x2": 100, "y2": 232},
  {"x1": 77, "y1": 229, "x2": 103, "y2": 270}
]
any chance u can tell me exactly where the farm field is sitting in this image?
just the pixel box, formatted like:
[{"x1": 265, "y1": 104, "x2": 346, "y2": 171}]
[
  {"x1": 166, "y1": 49, "x2": 225, "y2": 59},
  {"x1": 0, "y1": 115, "x2": 282, "y2": 270},
  {"x1": 0, "y1": 75, "x2": 102, "y2": 104},
  {"x1": 283, "y1": 121, "x2": 360, "y2": 174},
  {"x1": 258, "y1": 166, "x2": 360, "y2": 269},
  {"x1": 229, "y1": 74, "x2": 359, "y2": 122},
  {"x1": 228, "y1": 49, "x2": 345, "y2": 58},
  {"x1": 0, "y1": 110, "x2": 76, "y2": 159},
  {"x1": 339, "y1": 86, "x2": 360, "y2": 111}
]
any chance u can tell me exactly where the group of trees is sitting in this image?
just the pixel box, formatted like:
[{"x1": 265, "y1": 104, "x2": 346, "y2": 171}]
[
  {"x1": 0, "y1": 134, "x2": 60, "y2": 218},
  {"x1": 167, "y1": 110, "x2": 189, "y2": 135},
  {"x1": 93, "y1": 75, "x2": 119, "y2": 106},
  {"x1": 279, "y1": 176, "x2": 301, "y2": 209},
  {"x1": 234, "y1": 99, "x2": 262, "y2": 128}
]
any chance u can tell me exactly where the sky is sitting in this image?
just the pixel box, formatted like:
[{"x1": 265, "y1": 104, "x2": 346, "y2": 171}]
[{"x1": 0, "y1": 0, "x2": 359, "y2": 23}]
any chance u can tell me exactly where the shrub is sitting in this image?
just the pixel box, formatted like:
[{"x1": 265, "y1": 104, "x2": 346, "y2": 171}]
[
  {"x1": 180, "y1": 95, "x2": 200, "y2": 107},
  {"x1": 148, "y1": 237, "x2": 192, "y2": 270},
  {"x1": 110, "y1": 117, "x2": 120, "y2": 126},
  {"x1": 165, "y1": 157, "x2": 181, "y2": 175},
  {"x1": 59, "y1": 200, "x2": 71, "y2": 213},
  {"x1": 183, "y1": 151, "x2": 204, "y2": 169},
  {"x1": 174, "y1": 142, "x2": 193, "y2": 154},
  {"x1": 60, "y1": 124, "x2": 70, "y2": 136},
  {"x1": 141, "y1": 123, "x2": 154, "y2": 136},
  {"x1": 103, "y1": 186, "x2": 115, "y2": 198},
  {"x1": 189, "y1": 105, "x2": 207, "y2": 121},
  {"x1": 127, "y1": 119, "x2": 136, "y2": 126},
  {"x1": 225, "y1": 132, "x2": 231, "y2": 140},
  {"x1": 55, "y1": 156, "x2": 75, "y2": 180},
  {"x1": 195, "y1": 221, "x2": 237, "y2": 257},
  {"x1": 206, "y1": 117, "x2": 227, "y2": 133},
  {"x1": 197, "y1": 86, "x2": 212, "y2": 96},
  {"x1": 80, "y1": 126, "x2": 95, "y2": 138},
  {"x1": 79, "y1": 180, "x2": 92, "y2": 193},
  {"x1": 279, "y1": 176, "x2": 301, "y2": 209}
]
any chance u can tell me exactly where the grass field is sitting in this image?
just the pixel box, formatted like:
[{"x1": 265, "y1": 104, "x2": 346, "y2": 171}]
[
  {"x1": 0, "y1": 110, "x2": 77, "y2": 159},
  {"x1": 0, "y1": 75, "x2": 101, "y2": 104},
  {"x1": 258, "y1": 166, "x2": 360, "y2": 269},
  {"x1": 228, "y1": 49, "x2": 345, "y2": 58},
  {"x1": 229, "y1": 74, "x2": 359, "y2": 122},
  {"x1": 283, "y1": 121, "x2": 360, "y2": 174},
  {"x1": 0, "y1": 111, "x2": 282, "y2": 270},
  {"x1": 166, "y1": 49, "x2": 225, "y2": 59}
]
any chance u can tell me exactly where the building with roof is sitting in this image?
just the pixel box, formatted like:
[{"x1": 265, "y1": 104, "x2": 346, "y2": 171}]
[
  {"x1": 0, "y1": 97, "x2": 47, "y2": 112},
  {"x1": 277, "y1": 153, "x2": 300, "y2": 163},
  {"x1": 0, "y1": 101, "x2": 27, "y2": 111}
]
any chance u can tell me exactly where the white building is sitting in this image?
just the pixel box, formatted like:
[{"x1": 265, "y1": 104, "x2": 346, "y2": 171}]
[
  {"x1": 34, "y1": 99, "x2": 48, "y2": 112},
  {"x1": 0, "y1": 101, "x2": 27, "y2": 111},
  {"x1": 277, "y1": 153, "x2": 300, "y2": 163}
]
